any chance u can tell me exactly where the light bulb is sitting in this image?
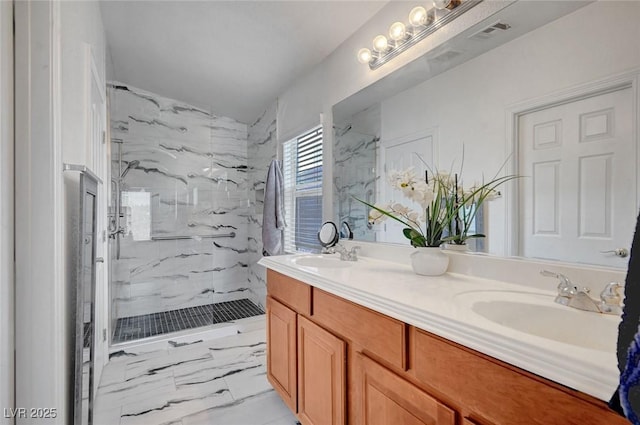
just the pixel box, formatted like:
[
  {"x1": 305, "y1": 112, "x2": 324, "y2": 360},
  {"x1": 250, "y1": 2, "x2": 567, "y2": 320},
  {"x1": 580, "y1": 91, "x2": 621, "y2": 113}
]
[
  {"x1": 388, "y1": 22, "x2": 407, "y2": 41},
  {"x1": 357, "y1": 48, "x2": 372, "y2": 64},
  {"x1": 433, "y1": 0, "x2": 452, "y2": 10},
  {"x1": 372, "y1": 35, "x2": 388, "y2": 53},
  {"x1": 408, "y1": 6, "x2": 428, "y2": 27}
]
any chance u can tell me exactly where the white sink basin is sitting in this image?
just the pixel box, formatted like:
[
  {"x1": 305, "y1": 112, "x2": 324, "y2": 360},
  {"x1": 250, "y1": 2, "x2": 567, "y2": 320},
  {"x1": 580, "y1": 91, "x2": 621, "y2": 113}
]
[
  {"x1": 456, "y1": 290, "x2": 620, "y2": 352},
  {"x1": 292, "y1": 255, "x2": 352, "y2": 269}
]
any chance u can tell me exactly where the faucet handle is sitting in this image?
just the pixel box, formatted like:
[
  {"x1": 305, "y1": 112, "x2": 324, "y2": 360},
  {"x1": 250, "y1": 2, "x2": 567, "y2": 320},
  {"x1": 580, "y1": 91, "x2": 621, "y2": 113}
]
[
  {"x1": 540, "y1": 270, "x2": 578, "y2": 297},
  {"x1": 600, "y1": 282, "x2": 623, "y2": 304},
  {"x1": 346, "y1": 246, "x2": 361, "y2": 261},
  {"x1": 540, "y1": 270, "x2": 567, "y2": 280},
  {"x1": 598, "y1": 282, "x2": 624, "y2": 315}
]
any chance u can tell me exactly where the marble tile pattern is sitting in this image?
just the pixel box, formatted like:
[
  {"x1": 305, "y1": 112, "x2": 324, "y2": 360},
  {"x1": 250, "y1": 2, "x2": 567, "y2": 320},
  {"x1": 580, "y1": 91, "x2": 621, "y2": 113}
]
[
  {"x1": 333, "y1": 105, "x2": 380, "y2": 242},
  {"x1": 246, "y1": 103, "x2": 278, "y2": 310},
  {"x1": 109, "y1": 83, "x2": 251, "y2": 319},
  {"x1": 94, "y1": 318, "x2": 297, "y2": 425}
]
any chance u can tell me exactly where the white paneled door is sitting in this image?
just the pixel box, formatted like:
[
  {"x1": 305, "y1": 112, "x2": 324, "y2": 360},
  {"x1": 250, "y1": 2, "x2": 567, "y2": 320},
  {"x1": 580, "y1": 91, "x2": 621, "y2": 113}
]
[
  {"x1": 378, "y1": 132, "x2": 435, "y2": 244},
  {"x1": 519, "y1": 87, "x2": 635, "y2": 267}
]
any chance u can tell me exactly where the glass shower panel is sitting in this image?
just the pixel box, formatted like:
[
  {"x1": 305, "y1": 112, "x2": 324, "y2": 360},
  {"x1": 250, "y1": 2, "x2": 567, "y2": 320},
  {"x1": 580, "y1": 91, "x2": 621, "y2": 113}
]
[
  {"x1": 108, "y1": 83, "x2": 263, "y2": 345},
  {"x1": 334, "y1": 127, "x2": 379, "y2": 242}
]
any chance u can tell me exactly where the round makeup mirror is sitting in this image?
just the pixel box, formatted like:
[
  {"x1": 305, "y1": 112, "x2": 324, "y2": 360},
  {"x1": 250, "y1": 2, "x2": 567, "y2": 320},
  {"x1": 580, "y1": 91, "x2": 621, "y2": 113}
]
[{"x1": 318, "y1": 221, "x2": 339, "y2": 248}]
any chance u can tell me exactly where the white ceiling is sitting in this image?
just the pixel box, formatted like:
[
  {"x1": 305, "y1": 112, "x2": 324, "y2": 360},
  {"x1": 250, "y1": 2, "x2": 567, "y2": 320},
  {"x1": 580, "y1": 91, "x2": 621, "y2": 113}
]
[{"x1": 100, "y1": 1, "x2": 388, "y2": 124}]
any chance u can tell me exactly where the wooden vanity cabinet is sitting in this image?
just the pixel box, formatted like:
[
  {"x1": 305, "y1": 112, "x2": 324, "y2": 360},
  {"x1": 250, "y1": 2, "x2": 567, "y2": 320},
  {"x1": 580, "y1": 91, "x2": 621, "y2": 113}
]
[
  {"x1": 265, "y1": 296, "x2": 297, "y2": 412},
  {"x1": 265, "y1": 270, "x2": 628, "y2": 425},
  {"x1": 266, "y1": 271, "x2": 346, "y2": 425},
  {"x1": 355, "y1": 353, "x2": 455, "y2": 425},
  {"x1": 410, "y1": 328, "x2": 629, "y2": 425},
  {"x1": 297, "y1": 315, "x2": 346, "y2": 425}
]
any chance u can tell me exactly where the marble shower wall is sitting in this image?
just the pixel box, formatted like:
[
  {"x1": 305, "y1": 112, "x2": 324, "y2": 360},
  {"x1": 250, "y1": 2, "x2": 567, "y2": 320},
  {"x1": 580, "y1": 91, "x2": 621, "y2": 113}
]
[
  {"x1": 334, "y1": 104, "x2": 380, "y2": 242},
  {"x1": 109, "y1": 83, "x2": 250, "y2": 320},
  {"x1": 247, "y1": 102, "x2": 278, "y2": 310}
]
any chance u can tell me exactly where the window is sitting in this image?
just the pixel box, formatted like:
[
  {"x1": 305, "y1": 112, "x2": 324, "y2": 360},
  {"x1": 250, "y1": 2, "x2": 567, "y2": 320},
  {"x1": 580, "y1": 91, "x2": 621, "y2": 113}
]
[{"x1": 283, "y1": 126, "x2": 323, "y2": 253}]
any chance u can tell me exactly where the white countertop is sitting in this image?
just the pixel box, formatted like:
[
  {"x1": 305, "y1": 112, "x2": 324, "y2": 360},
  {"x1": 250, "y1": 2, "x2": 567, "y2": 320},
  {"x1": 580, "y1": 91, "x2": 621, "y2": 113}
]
[{"x1": 258, "y1": 253, "x2": 621, "y2": 401}]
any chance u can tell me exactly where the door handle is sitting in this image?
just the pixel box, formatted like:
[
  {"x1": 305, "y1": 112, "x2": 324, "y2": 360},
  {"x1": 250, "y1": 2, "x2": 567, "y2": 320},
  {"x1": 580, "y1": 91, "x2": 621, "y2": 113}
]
[
  {"x1": 600, "y1": 248, "x2": 629, "y2": 258},
  {"x1": 95, "y1": 257, "x2": 104, "y2": 263}
]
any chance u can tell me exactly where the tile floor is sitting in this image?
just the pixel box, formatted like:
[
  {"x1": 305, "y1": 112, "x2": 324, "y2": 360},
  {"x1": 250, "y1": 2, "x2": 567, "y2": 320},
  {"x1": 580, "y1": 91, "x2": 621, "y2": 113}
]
[{"x1": 94, "y1": 316, "x2": 298, "y2": 425}]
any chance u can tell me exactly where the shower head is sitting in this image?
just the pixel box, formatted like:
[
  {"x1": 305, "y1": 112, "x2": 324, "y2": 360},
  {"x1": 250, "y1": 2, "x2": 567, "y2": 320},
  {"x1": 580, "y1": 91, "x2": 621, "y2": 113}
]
[{"x1": 120, "y1": 160, "x2": 140, "y2": 179}]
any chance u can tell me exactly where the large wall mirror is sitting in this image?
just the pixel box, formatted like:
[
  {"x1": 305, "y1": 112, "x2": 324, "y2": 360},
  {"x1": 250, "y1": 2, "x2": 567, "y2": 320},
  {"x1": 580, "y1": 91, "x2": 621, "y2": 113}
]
[{"x1": 332, "y1": 0, "x2": 639, "y2": 268}]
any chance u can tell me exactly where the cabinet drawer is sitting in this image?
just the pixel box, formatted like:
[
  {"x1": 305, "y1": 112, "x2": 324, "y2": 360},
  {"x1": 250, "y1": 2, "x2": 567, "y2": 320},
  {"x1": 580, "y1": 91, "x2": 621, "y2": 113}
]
[
  {"x1": 312, "y1": 289, "x2": 406, "y2": 370},
  {"x1": 411, "y1": 328, "x2": 627, "y2": 425},
  {"x1": 355, "y1": 353, "x2": 455, "y2": 425},
  {"x1": 267, "y1": 270, "x2": 311, "y2": 316}
]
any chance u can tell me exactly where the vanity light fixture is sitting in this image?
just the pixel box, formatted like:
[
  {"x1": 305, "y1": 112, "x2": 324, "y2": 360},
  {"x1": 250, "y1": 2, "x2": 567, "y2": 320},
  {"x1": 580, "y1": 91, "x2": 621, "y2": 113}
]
[
  {"x1": 389, "y1": 22, "x2": 408, "y2": 43},
  {"x1": 372, "y1": 35, "x2": 389, "y2": 53},
  {"x1": 433, "y1": 0, "x2": 461, "y2": 10},
  {"x1": 357, "y1": 48, "x2": 373, "y2": 64},
  {"x1": 408, "y1": 6, "x2": 430, "y2": 28},
  {"x1": 358, "y1": 0, "x2": 482, "y2": 70}
]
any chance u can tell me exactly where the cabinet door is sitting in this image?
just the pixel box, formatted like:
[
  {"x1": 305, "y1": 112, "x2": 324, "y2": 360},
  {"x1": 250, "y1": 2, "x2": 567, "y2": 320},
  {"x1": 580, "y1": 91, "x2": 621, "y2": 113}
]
[
  {"x1": 266, "y1": 296, "x2": 297, "y2": 412},
  {"x1": 356, "y1": 353, "x2": 455, "y2": 425},
  {"x1": 463, "y1": 418, "x2": 487, "y2": 425},
  {"x1": 298, "y1": 315, "x2": 346, "y2": 425}
]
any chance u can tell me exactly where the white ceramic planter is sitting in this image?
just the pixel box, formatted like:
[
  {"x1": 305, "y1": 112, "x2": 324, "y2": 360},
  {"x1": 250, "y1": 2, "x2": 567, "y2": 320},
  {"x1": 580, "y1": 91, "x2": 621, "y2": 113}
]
[
  {"x1": 444, "y1": 243, "x2": 469, "y2": 252},
  {"x1": 410, "y1": 246, "x2": 449, "y2": 276}
]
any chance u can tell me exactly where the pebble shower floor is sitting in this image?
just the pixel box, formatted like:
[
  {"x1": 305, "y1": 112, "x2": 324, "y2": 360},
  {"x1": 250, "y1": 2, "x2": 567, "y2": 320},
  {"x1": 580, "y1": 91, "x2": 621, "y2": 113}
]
[{"x1": 112, "y1": 298, "x2": 265, "y2": 343}]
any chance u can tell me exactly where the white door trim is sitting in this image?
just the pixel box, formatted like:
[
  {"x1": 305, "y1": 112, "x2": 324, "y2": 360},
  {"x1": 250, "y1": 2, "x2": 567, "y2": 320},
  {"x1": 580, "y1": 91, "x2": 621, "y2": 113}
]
[
  {"x1": 0, "y1": 0, "x2": 14, "y2": 422},
  {"x1": 15, "y1": 0, "x2": 66, "y2": 422},
  {"x1": 504, "y1": 68, "x2": 640, "y2": 258}
]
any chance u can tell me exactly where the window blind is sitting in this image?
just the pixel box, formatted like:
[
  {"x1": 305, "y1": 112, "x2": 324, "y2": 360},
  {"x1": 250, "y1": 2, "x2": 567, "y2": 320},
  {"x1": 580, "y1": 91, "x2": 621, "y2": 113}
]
[{"x1": 282, "y1": 126, "x2": 323, "y2": 253}]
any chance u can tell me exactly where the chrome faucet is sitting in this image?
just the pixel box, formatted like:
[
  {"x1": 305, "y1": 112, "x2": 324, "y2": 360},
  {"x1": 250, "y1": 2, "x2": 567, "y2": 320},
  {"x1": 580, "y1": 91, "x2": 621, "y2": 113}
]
[
  {"x1": 540, "y1": 270, "x2": 623, "y2": 315},
  {"x1": 598, "y1": 282, "x2": 624, "y2": 315},
  {"x1": 333, "y1": 243, "x2": 361, "y2": 261},
  {"x1": 540, "y1": 270, "x2": 577, "y2": 305}
]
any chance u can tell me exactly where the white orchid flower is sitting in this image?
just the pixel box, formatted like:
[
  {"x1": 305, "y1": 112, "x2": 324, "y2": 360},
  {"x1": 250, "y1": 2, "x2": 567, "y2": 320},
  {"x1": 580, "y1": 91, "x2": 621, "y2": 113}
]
[{"x1": 368, "y1": 202, "x2": 392, "y2": 224}]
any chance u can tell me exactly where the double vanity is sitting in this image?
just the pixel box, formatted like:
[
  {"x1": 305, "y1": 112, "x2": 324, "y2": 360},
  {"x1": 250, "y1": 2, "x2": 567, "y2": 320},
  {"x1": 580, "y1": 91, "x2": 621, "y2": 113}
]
[{"x1": 258, "y1": 246, "x2": 627, "y2": 424}]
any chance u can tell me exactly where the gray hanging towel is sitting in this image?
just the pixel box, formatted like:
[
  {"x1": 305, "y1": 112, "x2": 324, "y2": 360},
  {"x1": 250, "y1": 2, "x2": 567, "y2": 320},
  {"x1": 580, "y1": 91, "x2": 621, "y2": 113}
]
[{"x1": 262, "y1": 159, "x2": 286, "y2": 256}]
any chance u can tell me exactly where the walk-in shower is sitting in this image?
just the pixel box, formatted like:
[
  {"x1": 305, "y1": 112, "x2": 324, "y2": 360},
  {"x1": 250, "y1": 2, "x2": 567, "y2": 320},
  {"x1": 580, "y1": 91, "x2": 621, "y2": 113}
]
[
  {"x1": 107, "y1": 83, "x2": 264, "y2": 345},
  {"x1": 109, "y1": 138, "x2": 139, "y2": 259},
  {"x1": 333, "y1": 119, "x2": 380, "y2": 242}
]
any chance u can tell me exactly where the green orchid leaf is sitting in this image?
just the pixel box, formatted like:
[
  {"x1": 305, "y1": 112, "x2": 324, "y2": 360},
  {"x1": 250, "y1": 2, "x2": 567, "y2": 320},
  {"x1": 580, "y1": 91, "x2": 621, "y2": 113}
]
[
  {"x1": 441, "y1": 235, "x2": 460, "y2": 242},
  {"x1": 403, "y1": 228, "x2": 426, "y2": 247}
]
